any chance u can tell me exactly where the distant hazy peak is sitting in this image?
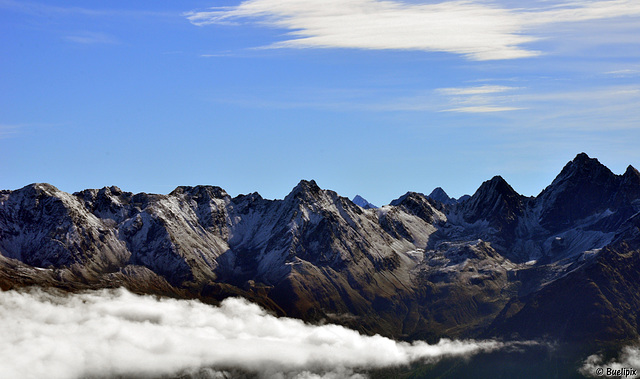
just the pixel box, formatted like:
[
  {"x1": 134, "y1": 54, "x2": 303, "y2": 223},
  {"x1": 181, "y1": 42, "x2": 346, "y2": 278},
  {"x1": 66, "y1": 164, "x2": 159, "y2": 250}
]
[
  {"x1": 352, "y1": 195, "x2": 377, "y2": 209},
  {"x1": 428, "y1": 187, "x2": 455, "y2": 205}
]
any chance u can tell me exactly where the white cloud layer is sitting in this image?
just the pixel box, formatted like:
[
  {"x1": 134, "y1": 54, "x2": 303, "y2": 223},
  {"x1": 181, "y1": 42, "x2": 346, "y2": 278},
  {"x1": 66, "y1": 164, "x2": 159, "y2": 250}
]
[
  {"x1": 185, "y1": 0, "x2": 640, "y2": 60},
  {"x1": 580, "y1": 344, "x2": 640, "y2": 378},
  {"x1": 0, "y1": 288, "x2": 537, "y2": 379}
]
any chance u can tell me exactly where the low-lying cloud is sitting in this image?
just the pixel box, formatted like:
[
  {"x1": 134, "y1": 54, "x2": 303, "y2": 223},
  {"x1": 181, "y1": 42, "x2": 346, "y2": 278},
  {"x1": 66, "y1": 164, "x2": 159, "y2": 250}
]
[
  {"x1": 0, "y1": 288, "x2": 538, "y2": 379},
  {"x1": 581, "y1": 344, "x2": 640, "y2": 378}
]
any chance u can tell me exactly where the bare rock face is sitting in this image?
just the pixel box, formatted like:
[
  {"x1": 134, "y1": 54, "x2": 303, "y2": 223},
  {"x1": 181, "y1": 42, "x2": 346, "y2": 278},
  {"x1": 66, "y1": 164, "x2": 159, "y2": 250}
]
[
  {"x1": 537, "y1": 153, "x2": 640, "y2": 232},
  {"x1": 1, "y1": 153, "x2": 640, "y2": 352}
]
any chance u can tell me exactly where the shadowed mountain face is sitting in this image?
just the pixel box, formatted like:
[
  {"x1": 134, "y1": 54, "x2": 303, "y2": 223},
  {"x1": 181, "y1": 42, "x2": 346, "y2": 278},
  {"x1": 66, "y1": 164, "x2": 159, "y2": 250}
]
[
  {"x1": 537, "y1": 153, "x2": 640, "y2": 233},
  {"x1": 428, "y1": 187, "x2": 468, "y2": 205},
  {"x1": 1, "y1": 153, "x2": 640, "y2": 355}
]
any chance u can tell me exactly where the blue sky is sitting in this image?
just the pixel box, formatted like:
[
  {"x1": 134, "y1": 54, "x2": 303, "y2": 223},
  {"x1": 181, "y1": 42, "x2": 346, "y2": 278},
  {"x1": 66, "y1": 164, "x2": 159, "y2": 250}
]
[{"x1": 2, "y1": 0, "x2": 640, "y2": 205}]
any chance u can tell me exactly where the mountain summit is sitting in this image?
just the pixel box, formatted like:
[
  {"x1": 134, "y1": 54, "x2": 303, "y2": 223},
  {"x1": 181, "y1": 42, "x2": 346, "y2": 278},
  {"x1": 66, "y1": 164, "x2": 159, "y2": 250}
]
[
  {"x1": 352, "y1": 195, "x2": 377, "y2": 209},
  {"x1": 428, "y1": 187, "x2": 456, "y2": 205},
  {"x1": 537, "y1": 153, "x2": 640, "y2": 232}
]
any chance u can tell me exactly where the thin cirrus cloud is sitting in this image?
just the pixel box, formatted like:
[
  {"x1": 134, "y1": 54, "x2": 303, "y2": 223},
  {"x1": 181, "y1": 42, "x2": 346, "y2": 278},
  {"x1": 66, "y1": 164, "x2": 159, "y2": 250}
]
[
  {"x1": 436, "y1": 85, "x2": 519, "y2": 96},
  {"x1": 0, "y1": 288, "x2": 545, "y2": 379},
  {"x1": 436, "y1": 85, "x2": 523, "y2": 113},
  {"x1": 0, "y1": 124, "x2": 22, "y2": 139},
  {"x1": 64, "y1": 31, "x2": 118, "y2": 44},
  {"x1": 185, "y1": 0, "x2": 640, "y2": 61},
  {"x1": 442, "y1": 105, "x2": 523, "y2": 113}
]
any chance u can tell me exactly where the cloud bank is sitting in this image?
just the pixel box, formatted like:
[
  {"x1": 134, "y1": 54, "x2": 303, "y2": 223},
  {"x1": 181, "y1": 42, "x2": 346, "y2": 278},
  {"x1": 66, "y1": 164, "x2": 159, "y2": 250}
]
[
  {"x1": 581, "y1": 344, "x2": 640, "y2": 378},
  {"x1": 0, "y1": 288, "x2": 537, "y2": 379},
  {"x1": 185, "y1": 0, "x2": 640, "y2": 60}
]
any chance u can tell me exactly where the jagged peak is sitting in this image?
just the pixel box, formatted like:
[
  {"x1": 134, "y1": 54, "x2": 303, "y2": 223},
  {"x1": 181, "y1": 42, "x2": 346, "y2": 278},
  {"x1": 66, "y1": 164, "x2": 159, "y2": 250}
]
[
  {"x1": 463, "y1": 175, "x2": 521, "y2": 213},
  {"x1": 429, "y1": 187, "x2": 449, "y2": 197},
  {"x1": 624, "y1": 165, "x2": 640, "y2": 179},
  {"x1": 472, "y1": 175, "x2": 519, "y2": 199},
  {"x1": 170, "y1": 185, "x2": 228, "y2": 199},
  {"x1": 620, "y1": 165, "x2": 640, "y2": 197},
  {"x1": 428, "y1": 187, "x2": 455, "y2": 205},
  {"x1": 390, "y1": 191, "x2": 428, "y2": 206},
  {"x1": 232, "y1": 191, "x2": 264, "y2": 203},
  {"x1": 74, "y1": 186, "x2": 133, "y2": 205},
  {"x1": 352, "y1": 195, "x2": 377, "y2": 209},
  {"x1": 556, "y1": 153, "x2": 613, "y2": 181},
  {"x1": 106, "y1": 185, "x2": 123, "y2": 195},
  {"x1": 388, "y1": 191, "x2": 437, "y2": 222},
  {"x1": 539, "y1": 153, "x2": 616, "y2": 200},
  {"x1": 93, "y1": 185, "x2": 128, "y2": 198},
  {"x1": 574, "y1": 152, "x2": 591, "y2": 162},
  {"x1": 286, "y1": 179, "x2": 323, "y2": 200},
  {"x1": 294, "y1": 179, "x2": 320, "y2": 191},
  {"x1": 460, "y1": 175, "x2": 525, "y2": 227},
  {"x1": 570, "y1": 152, "x2": 600, "y2": 168}
]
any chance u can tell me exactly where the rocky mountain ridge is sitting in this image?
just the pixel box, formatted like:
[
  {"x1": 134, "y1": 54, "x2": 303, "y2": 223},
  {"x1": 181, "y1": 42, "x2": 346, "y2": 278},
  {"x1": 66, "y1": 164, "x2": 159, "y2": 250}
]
[{"x1": 1, "y1": 153, "x2": 640, "y2": 353}]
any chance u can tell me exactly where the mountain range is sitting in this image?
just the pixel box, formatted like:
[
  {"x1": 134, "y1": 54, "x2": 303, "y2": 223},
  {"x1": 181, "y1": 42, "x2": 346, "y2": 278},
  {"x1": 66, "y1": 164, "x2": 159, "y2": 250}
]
[{"x1": 2, "y1": 152, "x2": 640, "y2": 375}]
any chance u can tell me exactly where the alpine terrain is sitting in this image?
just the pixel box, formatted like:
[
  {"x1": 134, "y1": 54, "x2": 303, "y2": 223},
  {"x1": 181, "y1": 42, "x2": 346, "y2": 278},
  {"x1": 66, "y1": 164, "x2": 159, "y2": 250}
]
[{"x1": 1, "y1": 152, "x2": 640, "y2": 377}]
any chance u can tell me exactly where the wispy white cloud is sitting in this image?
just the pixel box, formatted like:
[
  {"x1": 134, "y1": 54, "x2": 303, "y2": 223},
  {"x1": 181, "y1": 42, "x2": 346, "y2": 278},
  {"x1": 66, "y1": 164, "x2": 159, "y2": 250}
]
[
  {"x1": 65, "y1": 31, "x2": 118, "y2": 44},
  {"x1": 0, "y1": 0, "x2": 109, "y2": 17},
  {"x1": 200, "y1": 52, "x2": 237, "y2": 58},
  {"x1": 517, "y1": 86, "x2": 640, "y2": 124},
  {"x1": 522, "y1": 86, "x2": 640, "y2": 103},
  {"x1": 0, "y1": 288, "x2": 544, "y2": 379},
  {"x1": 477, "y1": 84, "x2": 640, "y2": 130},
  {"x1": 185, "y1": 0, "x2": 640, "y2": 61},
  {"x1": 0, "y1": 0, "x2": 176, "y2": 19},
  {"x1": 605, "y1": 69, "x2": 640, "y2": 77},
  {"x1": 443, "y1": 105, "x2": 523, "y2": 113},
  {"x1": 0, "y1": 124, "x2": 22, "y2": 139},
  {"x1": 437, "y1": 85, "x2": 519, "y2": 96},
  {"x1": 524, "y1": 0, "x2": 640, "y2": 25},
  {"x1": 186, "y1": 0, "x2": 536, "y2": 61},
  {"x1": 434, "y1": 83, "x2": 640, "y2": 116},
  {"x1": 436, "y1": 85, "x2": 523, "y2": 113}
]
